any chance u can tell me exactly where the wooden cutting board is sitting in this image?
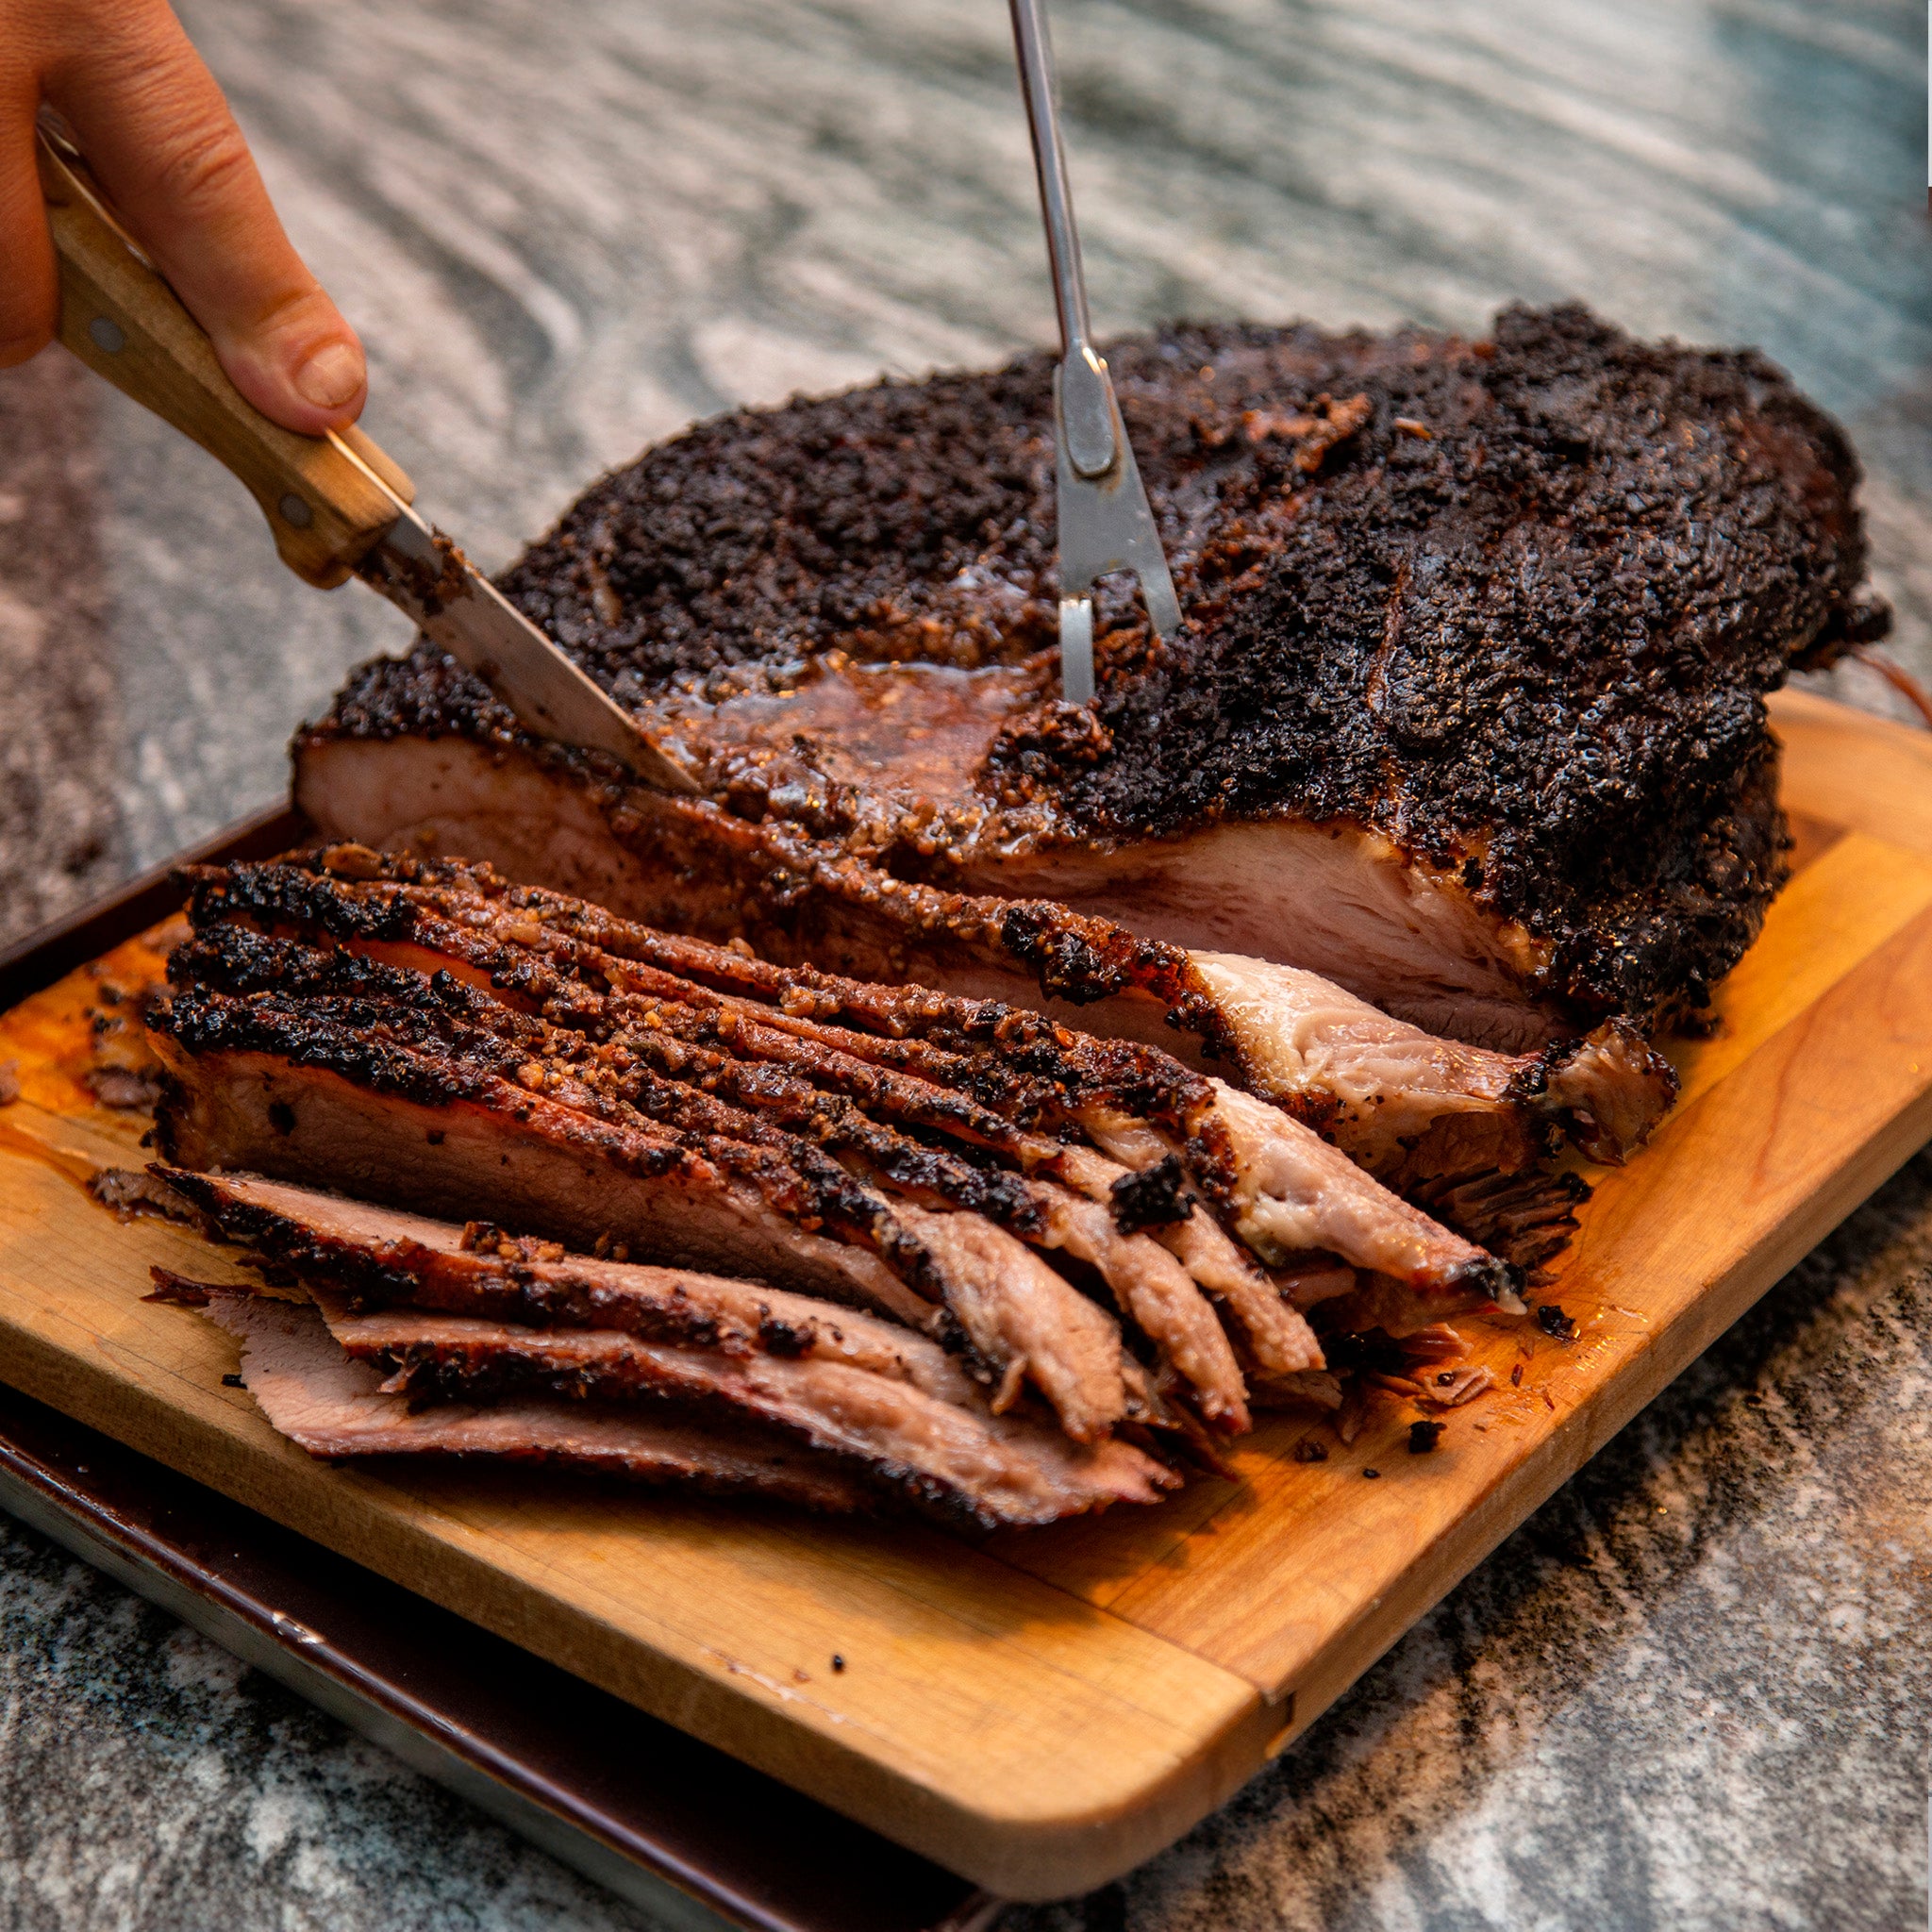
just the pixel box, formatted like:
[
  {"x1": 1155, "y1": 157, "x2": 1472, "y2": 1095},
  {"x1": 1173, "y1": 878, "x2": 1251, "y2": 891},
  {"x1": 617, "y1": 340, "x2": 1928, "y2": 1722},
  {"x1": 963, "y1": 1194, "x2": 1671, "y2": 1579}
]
[{"x1": 0, "y1": 687, "x2": 1925, "y2": 1904}]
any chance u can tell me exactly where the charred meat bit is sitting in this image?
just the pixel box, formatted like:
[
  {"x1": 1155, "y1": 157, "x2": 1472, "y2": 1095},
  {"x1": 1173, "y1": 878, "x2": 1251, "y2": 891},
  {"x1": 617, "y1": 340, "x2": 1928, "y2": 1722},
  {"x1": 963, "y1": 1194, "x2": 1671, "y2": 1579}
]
[{"x1": 1536, "y1": 1303, "x2": 1581, "y2": 1341}]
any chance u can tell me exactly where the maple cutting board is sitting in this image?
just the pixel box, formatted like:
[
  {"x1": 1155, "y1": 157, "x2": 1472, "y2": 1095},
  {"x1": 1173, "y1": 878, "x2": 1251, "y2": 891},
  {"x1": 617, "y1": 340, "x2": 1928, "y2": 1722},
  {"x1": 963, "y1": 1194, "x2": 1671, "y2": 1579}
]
[{"x1": 0, "y1": 686, "x2": 1926, "y2": 1903}]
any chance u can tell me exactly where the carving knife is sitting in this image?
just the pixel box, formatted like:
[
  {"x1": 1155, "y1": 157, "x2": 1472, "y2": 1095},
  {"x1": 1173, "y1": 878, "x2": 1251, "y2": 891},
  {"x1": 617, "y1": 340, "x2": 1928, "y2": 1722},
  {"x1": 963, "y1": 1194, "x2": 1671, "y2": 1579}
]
[
  {"x1": 34, "y1": 121, "x2": 697, "y2": 794},
  {"x1": 1008, "y1": 0, "x2": 1181, "y2": 705}
]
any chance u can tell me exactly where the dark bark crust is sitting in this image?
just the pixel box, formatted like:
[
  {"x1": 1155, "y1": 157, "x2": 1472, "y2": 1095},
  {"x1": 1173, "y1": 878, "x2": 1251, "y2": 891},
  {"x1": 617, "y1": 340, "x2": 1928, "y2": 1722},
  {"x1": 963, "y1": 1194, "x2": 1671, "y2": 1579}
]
[{"x1": 313, "y1": 303, "x2": 1884, "y2": 1026}]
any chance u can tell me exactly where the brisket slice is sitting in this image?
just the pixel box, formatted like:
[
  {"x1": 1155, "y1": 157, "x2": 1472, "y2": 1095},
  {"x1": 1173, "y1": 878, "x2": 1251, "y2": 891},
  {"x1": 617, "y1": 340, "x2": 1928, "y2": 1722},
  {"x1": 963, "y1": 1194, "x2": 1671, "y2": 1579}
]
[
  {"x1": 159, "y1": 1170, "x2": 973, "y2": 1385},
  {"x1": 308, "y1": 1292, "x2": 1172, "y2": 1527},
  {"x1": 176, "y1": 845, "x2": 1580, "y2": 1277},
  {"x1": 147, "y1": 1016, "x2": 1141, "y2": 1446},
  {"x1": 193, "y1": 1290, "x2": 871, "y2": 1511},
  {"x1": 298, "y1": 303, "x2": 1882, "y2": 1048},
  {"x1": 165, "y1": 850, "x2": 1515, "y2": 1300},
  {"x1": 157, "y1": 1177, "x2": 1172, "y2": 1528}
]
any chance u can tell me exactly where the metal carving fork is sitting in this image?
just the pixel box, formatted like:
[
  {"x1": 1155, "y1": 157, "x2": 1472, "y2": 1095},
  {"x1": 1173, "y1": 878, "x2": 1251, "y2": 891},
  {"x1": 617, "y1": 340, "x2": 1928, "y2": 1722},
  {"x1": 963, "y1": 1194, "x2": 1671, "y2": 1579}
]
[{"x1": 1008, "y1": 0, "x2": 1181, "y2": 703}]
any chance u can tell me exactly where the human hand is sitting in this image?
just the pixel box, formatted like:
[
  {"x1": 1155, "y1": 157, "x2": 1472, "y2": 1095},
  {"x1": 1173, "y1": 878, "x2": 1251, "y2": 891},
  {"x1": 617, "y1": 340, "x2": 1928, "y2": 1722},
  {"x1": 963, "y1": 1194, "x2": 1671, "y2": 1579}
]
[{"x1": 2, "y1": 0, "x2": 366, "y2": 433}]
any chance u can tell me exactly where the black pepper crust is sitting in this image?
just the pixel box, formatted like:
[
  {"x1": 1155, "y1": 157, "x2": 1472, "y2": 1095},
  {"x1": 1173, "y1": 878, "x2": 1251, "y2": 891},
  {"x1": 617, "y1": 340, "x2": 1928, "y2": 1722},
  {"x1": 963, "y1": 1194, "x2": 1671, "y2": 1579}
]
[
  {"x1": 315, "y1": 304, "x2": 1885, "y2": 1027},
  {"x1": 152, "y1": 933, "x2": 924, "y2": 1257}
]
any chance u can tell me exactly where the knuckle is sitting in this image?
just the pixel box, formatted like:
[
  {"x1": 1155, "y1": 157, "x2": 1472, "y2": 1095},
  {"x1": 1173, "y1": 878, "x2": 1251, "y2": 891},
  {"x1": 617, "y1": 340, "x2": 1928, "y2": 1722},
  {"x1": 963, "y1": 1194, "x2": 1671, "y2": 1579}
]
[
  {"x1": 255, "y1": 286, "x2": 329, "y2": 340},
  {"x1": 148, "y1": 119, "x2": 256, "y2": 215}
]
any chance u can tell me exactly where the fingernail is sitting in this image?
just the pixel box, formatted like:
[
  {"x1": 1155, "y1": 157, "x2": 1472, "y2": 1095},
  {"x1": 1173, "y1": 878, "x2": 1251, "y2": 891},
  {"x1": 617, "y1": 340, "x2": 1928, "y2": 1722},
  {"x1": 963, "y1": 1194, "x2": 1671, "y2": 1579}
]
[{"x1": 292, "y1": 339, "x2": 364, "y2": 411}]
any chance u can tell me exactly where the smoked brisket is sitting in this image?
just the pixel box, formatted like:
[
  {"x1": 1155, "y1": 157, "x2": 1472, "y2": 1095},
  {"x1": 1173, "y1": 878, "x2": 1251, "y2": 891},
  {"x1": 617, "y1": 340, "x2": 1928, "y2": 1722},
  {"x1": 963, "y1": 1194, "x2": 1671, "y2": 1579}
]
[{"x1": 300, "y1": 303, "x2": 1882, "y2": 1048}]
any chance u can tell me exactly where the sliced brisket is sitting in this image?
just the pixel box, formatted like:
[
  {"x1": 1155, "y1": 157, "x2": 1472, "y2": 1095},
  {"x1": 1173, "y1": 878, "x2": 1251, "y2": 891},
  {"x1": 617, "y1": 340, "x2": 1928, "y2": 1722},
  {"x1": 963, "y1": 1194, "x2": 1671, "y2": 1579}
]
[
  {"x1": 159, "y1": 1179, "x2": 1171, "y2": 1528},
  {"x1": 196, "y1": 1290, "x2": 872, "y2": 1511},
  {"x1": 150, "y1": 852, "x2": 1535, "y2": 1451}
]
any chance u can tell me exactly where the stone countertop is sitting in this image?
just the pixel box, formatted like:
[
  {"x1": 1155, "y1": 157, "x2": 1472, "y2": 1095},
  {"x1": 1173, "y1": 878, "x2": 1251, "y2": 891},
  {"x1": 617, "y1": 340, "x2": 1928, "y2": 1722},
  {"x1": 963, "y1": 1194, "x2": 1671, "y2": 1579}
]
[{"x1": 1, "y1": 2, "x2": 1928, "y2": 1926}]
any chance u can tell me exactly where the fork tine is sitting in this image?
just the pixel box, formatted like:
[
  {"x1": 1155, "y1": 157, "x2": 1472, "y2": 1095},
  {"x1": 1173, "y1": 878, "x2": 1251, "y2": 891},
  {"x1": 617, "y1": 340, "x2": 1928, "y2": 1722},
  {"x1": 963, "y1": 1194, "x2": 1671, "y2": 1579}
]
[
  {"x1": 1054, "y1": 367, "x2": 1182, "y2": 655},
  {"x1": 1015, "y1": 0, "x2": 1183, "y2": 696}
]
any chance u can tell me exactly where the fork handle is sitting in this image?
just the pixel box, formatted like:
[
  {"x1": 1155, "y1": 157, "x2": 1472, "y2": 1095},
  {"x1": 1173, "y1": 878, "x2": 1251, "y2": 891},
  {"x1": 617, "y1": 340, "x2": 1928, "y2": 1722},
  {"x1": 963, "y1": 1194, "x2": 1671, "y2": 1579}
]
[
  {"x1": 1008, "y1": 0, "x2": 1120, "y2": 480},
  {"x1": 36, "y1": 125, "x2": 413, "y2": 589}
]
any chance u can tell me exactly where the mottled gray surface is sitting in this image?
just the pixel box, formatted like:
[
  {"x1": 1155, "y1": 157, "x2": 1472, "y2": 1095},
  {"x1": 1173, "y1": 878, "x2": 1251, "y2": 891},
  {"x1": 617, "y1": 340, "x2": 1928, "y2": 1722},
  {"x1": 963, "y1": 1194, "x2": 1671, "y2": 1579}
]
[
  {"x1": 1, "y1": 0, "x2": 1929, "y2": 1926},
  {"x1": 0, "y1": 357, "x2": 125, "y2": 935},
  {"x1": 0, "y1": 1556, "x2": 654, "y2": 1932}
]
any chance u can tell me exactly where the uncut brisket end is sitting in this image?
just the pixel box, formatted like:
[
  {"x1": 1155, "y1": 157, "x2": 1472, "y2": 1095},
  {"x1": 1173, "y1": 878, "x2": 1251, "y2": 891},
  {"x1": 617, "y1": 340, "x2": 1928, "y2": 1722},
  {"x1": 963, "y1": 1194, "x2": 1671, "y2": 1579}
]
[{"x1": 300, "y1": 302, "x2": 1883, "y2": 1047}]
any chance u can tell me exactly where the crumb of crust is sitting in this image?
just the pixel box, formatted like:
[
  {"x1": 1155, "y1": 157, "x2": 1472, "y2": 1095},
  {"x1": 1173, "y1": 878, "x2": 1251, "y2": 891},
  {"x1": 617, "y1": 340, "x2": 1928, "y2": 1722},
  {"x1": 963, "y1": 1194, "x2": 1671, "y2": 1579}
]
[
  {"x1": 1510, "y1": 1363, "x2": 1524, "y2": 1387},
  {"x1": 0, "y1": 1060, "x2": 18, "y2": 1107},
  {"x1": 461, "y1": 1220, "x2": 566, "y2": 1263},
  {"x1": 1292, "y1": 1437, "x2": 1328, "y2": 1463},
  {"x1": 1536, "y1": 1303, "x2": 1580, "y2": 1341}
]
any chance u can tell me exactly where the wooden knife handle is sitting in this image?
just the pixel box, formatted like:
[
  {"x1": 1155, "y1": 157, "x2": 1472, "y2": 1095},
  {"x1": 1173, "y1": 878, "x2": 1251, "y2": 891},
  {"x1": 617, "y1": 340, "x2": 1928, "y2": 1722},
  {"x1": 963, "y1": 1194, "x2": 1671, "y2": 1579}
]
[{"x1": 35, "y1": 125, "x2": 415, "y2": 589}]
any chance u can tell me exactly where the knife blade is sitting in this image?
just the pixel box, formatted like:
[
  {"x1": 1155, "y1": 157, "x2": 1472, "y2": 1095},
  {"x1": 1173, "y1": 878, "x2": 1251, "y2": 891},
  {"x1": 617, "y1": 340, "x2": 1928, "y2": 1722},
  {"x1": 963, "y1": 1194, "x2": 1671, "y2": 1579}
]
[
  {"x1": 333, "y1": 449, "x2": 699, "y2": 792},
  {"x1": 36, "y1": 117, "x2": 698, "y2": 795}
]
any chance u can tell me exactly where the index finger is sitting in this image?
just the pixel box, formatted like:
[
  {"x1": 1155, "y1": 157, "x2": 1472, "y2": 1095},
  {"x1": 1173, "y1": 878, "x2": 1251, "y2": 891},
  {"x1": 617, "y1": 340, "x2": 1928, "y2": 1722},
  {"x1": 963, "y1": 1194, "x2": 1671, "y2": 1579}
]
[
  {"x1": 0, "y1": 55, "x2": 58, "y2": 363},
  {"x1": 43, "y1": 0, "x2": 365, "y2": 431}
]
